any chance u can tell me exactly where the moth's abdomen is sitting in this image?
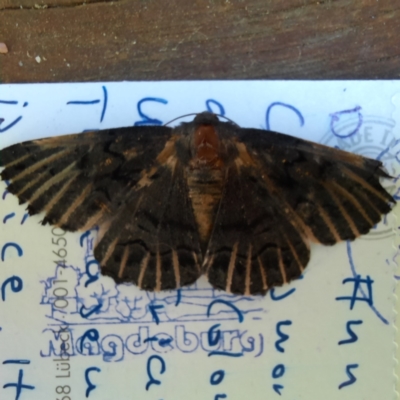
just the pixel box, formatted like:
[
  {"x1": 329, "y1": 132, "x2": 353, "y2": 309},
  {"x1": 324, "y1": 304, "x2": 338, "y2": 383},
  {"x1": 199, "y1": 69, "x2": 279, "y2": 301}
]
[{"x1": 186, "y1": 168, "x2": 224, "y2": 252}]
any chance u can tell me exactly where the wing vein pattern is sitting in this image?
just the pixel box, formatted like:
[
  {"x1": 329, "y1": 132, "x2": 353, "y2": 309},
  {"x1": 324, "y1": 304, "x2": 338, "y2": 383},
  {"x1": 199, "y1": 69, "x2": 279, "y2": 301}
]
[{"x1": 0, "y1": 116, "x2": 394, "y2": 296}]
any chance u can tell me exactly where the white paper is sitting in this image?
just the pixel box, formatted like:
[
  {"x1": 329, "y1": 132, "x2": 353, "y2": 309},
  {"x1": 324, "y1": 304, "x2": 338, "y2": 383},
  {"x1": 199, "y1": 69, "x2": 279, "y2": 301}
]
[{"x1": 0, "y1": 81, "x2": 399, "y2": 400}]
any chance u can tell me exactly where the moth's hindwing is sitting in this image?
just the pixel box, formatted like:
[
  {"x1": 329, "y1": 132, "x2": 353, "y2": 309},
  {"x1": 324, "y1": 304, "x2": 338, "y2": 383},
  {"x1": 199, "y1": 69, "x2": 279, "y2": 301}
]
[
  {"x1": 204, "y1": 128, "x2": 394, "y2": 295},
  {"x1": 96, "y1": 156, "x2": 203, "y2": 291},
  {"x1": 205, "y1": 160, "x2": 310, "y2": 296}
]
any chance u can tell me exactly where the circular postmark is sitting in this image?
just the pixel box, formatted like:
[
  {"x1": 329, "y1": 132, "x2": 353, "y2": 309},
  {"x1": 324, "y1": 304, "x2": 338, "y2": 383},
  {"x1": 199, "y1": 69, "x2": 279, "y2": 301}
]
[{"x1": 319, "y1": 113, "x2": 399, "y2": 240}]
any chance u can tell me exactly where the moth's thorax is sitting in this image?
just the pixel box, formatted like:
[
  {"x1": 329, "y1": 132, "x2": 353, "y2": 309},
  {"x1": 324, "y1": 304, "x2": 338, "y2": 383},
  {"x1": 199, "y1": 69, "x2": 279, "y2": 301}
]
[{"x1": 190, "y1": 124, "x2": 223, "y2": 168}]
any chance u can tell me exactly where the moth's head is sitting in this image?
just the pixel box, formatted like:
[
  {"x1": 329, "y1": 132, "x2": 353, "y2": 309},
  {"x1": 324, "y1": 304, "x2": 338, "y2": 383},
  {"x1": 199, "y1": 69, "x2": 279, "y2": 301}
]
[
  {"x1": 190, "y1": 112, "x2": 223, "y2": 168},
  {"x1": 193, "y1": 112, "x2": 220, "y2": 126}
]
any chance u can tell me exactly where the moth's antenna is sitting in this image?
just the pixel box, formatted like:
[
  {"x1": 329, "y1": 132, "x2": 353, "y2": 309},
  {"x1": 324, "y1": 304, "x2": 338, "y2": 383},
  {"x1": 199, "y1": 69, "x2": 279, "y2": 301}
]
[
  {"x1": 164, "y1": 112, "x2": 239, "y2": 127},
  {"x1": 164, "y1": 113, "x2": 198, "y2": 126},
  {"x1": 216, "y1": 114, "x2": 239, "y2": 126}
]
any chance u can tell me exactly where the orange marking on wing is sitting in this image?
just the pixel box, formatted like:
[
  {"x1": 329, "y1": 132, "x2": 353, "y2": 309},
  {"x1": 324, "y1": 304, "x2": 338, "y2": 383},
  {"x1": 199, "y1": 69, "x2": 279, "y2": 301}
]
[
  {"x1": 260, "y1": 168, "x2": 317, "y2": 244},
  {"x1": 58, "y1": 183, "x2": 93, "y2": 227},
  {"x1": 356, "y1": 189, "x2": 382, "y2": 217},
  {"x1": 342, "y1": 166, "x2": 391, "y2": 203},
  {"x1": 277, "y1": 247, "x2": 287, "y2": 284},
  {"x1": 32, "y1": 133, "x2": 97, "y2": 147},
  {"x1": 29, "y1": 162, "x2": 77, "y2": 203},
  {"x1": 118, "y1": 246, "x2": 130, "y2": 279},
  {"x1": 81, "y1": 210, "x2": 105, "y2": 232},
  {"x1": 192, "y1": 252, "x2": 201, "y2": 273},
  {"x1": 204, "y1": 254, "x2": 215, "y2": 275},
  {"x1": 156, "y1": 135, "x2": 179, "y2": 164},
  {"x1": 101, "y1": 236, "x2": 120, "y2": 266},
  {"x1": 16, "y1": 172, "x2": 45, "y2": 197},
  {"x1": 172, "y1": 250, "x2": 181, "y2": 288},
  {"x1": 96, "y1": 218, "x2": 114, "y2": 244},
  {"x1": 316, "y1": 202, "x2": 342, "y2": 242},
  {"x1": 225, "y1": 242, "x2": 239, "y2": 293},
  {"x1": 330, "y1": 181, "x2": 374, "y2": 225},
  {"x1": 44, "y1": 172, "x2": 79, "y2": 214},
  {"x1": 282, "y1": 233, "x2": 305, "y2": 273},
  {"x1": 12, "y1": 148, "x2": 73, "y2": 182},
  {"x1": 138, "y1": 253, "x2": 151, "y2": 289},
  {"x1": 323, "y1": 183, "x2": 360, "y2": 237},
  {"x1": 244, "y1": 245, "x2": 252, "y2": 296},
  {"x1": 235, "y1": 142, "x2": 256, "y2": 167},
  {"x1": 258, "y1": 256, "x2": 268, "y2": 291},
  {"x1": 122, "y1": 147, "x2": 138, "y2": 161},
  {"x1": 4, "y1": 153, "x2": 30, "y2": 169}
]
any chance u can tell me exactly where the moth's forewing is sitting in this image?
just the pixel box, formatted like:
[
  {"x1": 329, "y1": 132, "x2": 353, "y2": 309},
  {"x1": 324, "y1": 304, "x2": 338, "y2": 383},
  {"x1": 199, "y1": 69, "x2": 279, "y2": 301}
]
[{"x1": 0, "y1": 126, "x2": 202, "y2": 292}]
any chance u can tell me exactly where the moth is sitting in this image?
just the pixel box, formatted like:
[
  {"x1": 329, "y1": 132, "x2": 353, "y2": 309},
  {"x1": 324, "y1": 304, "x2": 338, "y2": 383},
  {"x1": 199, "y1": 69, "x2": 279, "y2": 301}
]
[{"x1": 0, "y1": 112, "x2": 395, "y2": 295}]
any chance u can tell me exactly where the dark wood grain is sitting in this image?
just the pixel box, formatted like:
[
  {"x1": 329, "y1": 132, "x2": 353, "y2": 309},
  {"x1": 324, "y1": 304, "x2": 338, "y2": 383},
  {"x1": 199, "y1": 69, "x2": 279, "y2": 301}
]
[{"x1": 0, "y1": 0, "x2": 399, "y2": 82}]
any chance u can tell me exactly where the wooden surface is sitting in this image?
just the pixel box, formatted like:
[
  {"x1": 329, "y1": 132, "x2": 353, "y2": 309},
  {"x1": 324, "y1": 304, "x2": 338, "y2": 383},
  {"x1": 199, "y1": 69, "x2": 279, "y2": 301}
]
[{"x1": 0, "y1": 0, "x2": 399, "y2": 83}]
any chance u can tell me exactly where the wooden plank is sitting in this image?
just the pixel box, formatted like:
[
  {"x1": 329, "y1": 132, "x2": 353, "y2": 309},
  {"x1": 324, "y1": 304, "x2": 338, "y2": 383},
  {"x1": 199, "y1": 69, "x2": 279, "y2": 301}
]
[
  {"x1": 0, "y1": 0, "x2": 399, "y2": 82},
  {"x1": 0, "y1": 0, "x2": 103, "y2": 9}
]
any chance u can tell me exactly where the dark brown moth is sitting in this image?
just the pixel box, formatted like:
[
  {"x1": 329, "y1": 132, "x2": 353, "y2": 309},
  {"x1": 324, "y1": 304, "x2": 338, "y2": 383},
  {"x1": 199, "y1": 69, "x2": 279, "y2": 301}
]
[{"x1": 0, "y1": 112, "x2": 395, "y2": 295}]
